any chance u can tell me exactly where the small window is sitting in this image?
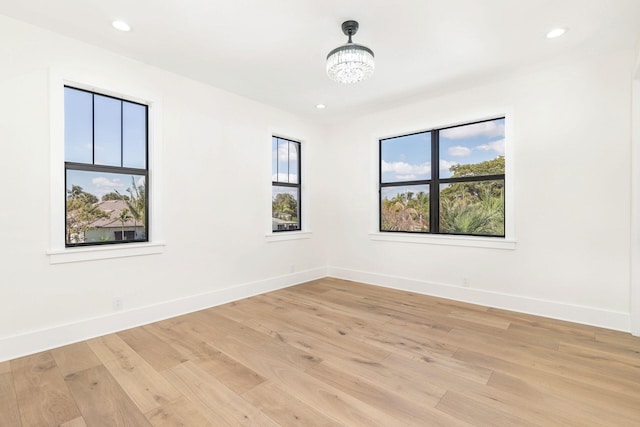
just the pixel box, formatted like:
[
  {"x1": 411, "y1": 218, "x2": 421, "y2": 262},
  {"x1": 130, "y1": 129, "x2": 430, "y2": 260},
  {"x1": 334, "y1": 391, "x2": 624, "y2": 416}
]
[
  {"x1": 65, "y1": 87, "x2": 149, "y2": 246},
  {"x1": 272, "y1": 136, "x2": 301, "y2": 232},
  {"x1": 380, "y1": 118, "x2": 505, "y2": 237}
]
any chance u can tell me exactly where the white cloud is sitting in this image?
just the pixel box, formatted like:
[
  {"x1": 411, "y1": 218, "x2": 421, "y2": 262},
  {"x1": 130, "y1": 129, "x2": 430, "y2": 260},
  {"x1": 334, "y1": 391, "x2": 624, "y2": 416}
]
[
  {"x1": 381, "y1": 160, "x2": 430, "y2": 177},
  {"x1": 447, "y1": 146, "x2": 471, "y2": 157},
  {"x1": 441, "y1": 120, "x2": 505, "y2": 140},
  {"x1": 396, "y1": 174, "x2": 417, "y2": 180},
  {"x1": 272, "y1": 173, "x2": 298, "y2": 183},
  {"x1": 92, "y1": 177, "x2": 126, "y2": 189},
  {"x1": 136, "y1": 176, "x2": 146, "y2": 187},
  {"x1": 275, "y1": 142, "x2": 298, "y2": 162},
  {"x1": 476, "y1": 138, "x2": 505, "y2": 156},
  {"x1": 440, "y1": 159, "x2": 458, "y2": 171}
]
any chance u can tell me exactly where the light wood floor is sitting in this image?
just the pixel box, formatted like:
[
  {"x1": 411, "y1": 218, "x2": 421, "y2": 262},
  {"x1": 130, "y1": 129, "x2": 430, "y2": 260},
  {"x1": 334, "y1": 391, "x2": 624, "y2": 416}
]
[{"x1": 2, "y1": 278, "x2": 640, "y2": 426}]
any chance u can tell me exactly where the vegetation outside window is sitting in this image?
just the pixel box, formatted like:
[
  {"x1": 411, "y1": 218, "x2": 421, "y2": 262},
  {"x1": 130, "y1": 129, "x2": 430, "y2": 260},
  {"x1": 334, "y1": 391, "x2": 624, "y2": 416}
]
[
  {"x1": 272, "y1": 136, "x2": 301, "y2": 232},
  {"x1": 64, "y1": 86, "x2": 149, "y2": 246},
  {"x1": 380, "y1": 118, "x2": 505, "y2": 237}
]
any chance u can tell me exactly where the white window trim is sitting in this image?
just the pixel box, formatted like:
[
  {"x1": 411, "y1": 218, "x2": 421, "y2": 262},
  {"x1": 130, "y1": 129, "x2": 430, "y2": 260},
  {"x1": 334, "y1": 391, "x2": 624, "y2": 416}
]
[
  {"x1": 266, "y1": 130, "x2": 311, "y2": 241},
  {"x1": 369, "y1": 109, "x2": 516, "y2": 249},
  {"x1": 48, "y1": 68, "x2": 165, "y2": 264}
]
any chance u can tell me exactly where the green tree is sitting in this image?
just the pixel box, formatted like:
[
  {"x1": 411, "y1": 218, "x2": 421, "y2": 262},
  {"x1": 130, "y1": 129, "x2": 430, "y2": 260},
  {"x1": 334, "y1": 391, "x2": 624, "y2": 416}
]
[
  {"x1": 381, "y1": 191, "x2": 429, "y2": 231},
  {"x1": 272, "y1": 193, "x2": 298, "y2": 221},
  {"x1": 118, "y1": 208, "x2": 133, "y2": 240},
  {"x1": 116, "y1": 177, "x2": 146, "y2": 239},
  {"x1": 66, "y1": 185, "x2": 106, "y2": 243},
  {"x1": 102, "y1": 192, "x2": 129, "y2": 201},
  {"x1": 440, "y1": 156, "x2": 505, "y2": 235}
]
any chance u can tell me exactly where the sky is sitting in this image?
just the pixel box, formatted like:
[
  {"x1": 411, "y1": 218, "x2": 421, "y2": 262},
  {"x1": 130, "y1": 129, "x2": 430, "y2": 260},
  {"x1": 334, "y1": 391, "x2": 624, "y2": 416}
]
[
  {"x1": 381, "y1": 118, "x2": 505, "y2": 183},
  {"x1": 272, "y1": 137, "x2": 299, "y2": 184},
  {"x1": 67, "y1": 170, "x2": 145, "y2": 200},
  {"x1": 65, "y1": 87, "x2": 147, "y2": 198}
]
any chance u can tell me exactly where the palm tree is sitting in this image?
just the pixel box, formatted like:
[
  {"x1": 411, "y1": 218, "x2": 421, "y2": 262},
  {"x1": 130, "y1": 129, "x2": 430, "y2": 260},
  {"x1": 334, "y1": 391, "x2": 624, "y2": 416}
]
[
  {"x1": 116, "y1": 177, "x2": 146, "y2": 239},
  {"x1": 118, "y1": 208, "x2": 132, "y2": 241}
]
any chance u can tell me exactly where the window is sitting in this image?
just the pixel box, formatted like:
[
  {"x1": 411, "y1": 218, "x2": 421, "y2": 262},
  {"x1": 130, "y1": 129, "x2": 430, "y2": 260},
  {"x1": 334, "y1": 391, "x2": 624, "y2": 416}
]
[
  {"x1": 64, "y1": 86, "x2": 148, "y2": 246},
  {"x1": 380, "y1": 117, "x2": 505, "y2": 237},
  {"x1": 272, "y1": 136, "x2": 301, "y2": 232}
]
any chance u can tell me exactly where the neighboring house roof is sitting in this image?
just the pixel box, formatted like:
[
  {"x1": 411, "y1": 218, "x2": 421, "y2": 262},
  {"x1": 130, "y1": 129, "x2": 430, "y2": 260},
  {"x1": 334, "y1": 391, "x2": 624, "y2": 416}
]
[{"x1": 89, "y1": 199, "x2": 143, "y2": 229}]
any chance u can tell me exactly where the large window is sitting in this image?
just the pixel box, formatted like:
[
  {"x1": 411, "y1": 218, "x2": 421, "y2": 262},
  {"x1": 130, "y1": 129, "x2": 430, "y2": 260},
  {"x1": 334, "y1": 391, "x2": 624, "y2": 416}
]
[
  {"x1": 64, "y1": 86, "x2": 148, "y2": 246},
  {"x1": 272, "y1": 136, "x2": 301, "y2": 232},
  {"x1": 380, "y1": 117, "x2": 505, "y2": 237}
]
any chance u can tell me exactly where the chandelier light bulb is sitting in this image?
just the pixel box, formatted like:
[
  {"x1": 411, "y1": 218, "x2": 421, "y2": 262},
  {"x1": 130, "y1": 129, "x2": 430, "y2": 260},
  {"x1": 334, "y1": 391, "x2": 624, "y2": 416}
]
[{"x1": 326, "y1": 20, "x2": 375, "y2": 84}]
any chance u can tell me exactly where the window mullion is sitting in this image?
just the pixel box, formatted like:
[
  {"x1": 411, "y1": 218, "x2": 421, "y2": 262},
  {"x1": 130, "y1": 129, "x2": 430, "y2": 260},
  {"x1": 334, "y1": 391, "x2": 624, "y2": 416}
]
[
  {"x1": 120, "y1": 101, "x2": 124, "y2": 167},
  {"x1": 92, "y1": 94, "x2": 95, "y2": 165},
  {"x1": 430, "y1": 130, "x2": 440, "y2": 233}
]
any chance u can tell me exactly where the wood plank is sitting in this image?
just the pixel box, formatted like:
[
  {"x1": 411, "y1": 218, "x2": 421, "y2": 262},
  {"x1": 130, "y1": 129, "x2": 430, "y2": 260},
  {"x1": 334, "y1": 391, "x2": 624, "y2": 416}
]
[
  {"x1": 242, "y1": 381, "x2": 343, "y2": 427},
  {"x1": 308, "y1": 361, "x2": 469, "y2": 426},
  {"x1": 3, "y1": 278, "x2": 640, "y2": 425},
  {"x1": 436, "y1": 391, "x2": 538, "y2": 427},
  {"x1": 558, "y1": 340, "x2": 640, "y2": 369},
  {"x1": 118, "y1": 326, "x2": 186, "y2": 371},
  {"x1": 60, "y1": 417, "x2": 87, "y2": 427},
  {"x1": 87, "y1": 334, "x2": 181, "y2": 414},
  {"x1": 245, "y1": 317, "x2": 391, "y2": 364},
  {"x1": 64, "y1": 365, "x2": 151, "y2": 426},
  {"x1": 0, "y1": 371, "x2": 22, "y2": 427},
  {"x1": 144, "y1": 397, "x2": 211, "y2": 427},
  {"x1": 11, "y1": 351, "x2": 81, "y2": 427},
  {"x1": 450, "y1": 328, "x2": 640, "y2": 394},
  {"x1": 51, "y1": 342, "x2": 102, "y2": 376},
  {"x1": 211, "y1": 336, "x2": 401, "y2": 426},
  {"x1": 488, "y1": 370, "x2": 640, "y2": 425},
  {"x1": 145, "y1": 322, "x2": 266, "y2": 394},
  {"x1": 163, "y1": 361, "x2": 278, "y2": 426},
  {"x1": 456, "y1": 348, "x2": 640, "y2": 423}
]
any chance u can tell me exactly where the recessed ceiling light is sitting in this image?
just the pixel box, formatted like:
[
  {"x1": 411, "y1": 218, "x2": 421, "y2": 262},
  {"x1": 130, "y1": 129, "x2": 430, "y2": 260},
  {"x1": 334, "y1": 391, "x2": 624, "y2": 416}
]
[
  {"x1": 546, "y1": 27, "x2": 567, "y2": 39},
  {"x1": 316, "y1": 104, "x2": 326, "y2": 109},
  {"x1": 112, "y1": 20, "x2": 131, "y2": 32}
]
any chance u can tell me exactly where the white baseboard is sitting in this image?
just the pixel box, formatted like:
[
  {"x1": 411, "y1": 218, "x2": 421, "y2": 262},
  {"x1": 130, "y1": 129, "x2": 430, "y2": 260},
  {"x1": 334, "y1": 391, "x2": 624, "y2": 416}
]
[
  {"x1": 2, "y1": 265, "x2": 631, "y2": 362},
  {"x1": 0, "y1": 267, "x2": 327, "y2": 362},
  {"x1": 327, "y1": 267, "x2": 631, "y2": 333}
]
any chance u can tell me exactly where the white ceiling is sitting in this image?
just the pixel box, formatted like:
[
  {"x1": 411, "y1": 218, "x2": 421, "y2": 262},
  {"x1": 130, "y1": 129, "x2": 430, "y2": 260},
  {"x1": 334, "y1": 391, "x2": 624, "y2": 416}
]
[{"x1": 2, "y1": 0, "x2": 640, "y2": 122}]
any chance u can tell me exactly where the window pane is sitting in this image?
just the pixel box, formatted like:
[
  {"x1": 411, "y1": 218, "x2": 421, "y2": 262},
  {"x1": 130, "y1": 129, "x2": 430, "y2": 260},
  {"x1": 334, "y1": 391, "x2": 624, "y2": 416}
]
[
  {"x1": 276, "y1": 139, "x2": 290, "y2": 183},
  {"x1": 66, "y1": 169, "x2": 147, "y2": 244},
  {"x1": 381, "y1": 132, "x2": 431, "y2": 183},
  {"x1": 272, "y1": 186, "x2": 300, "y2": 231},
  {"x1": 94, "y1": 95, "x2": 122, "y2": 166},
  {"x1": 288, "y1": 141, "x2": 299, "y2": 184},
  {"x1": 64, "y1": 87, "x2": 93, "y2": 163},
  {"x1": 439, "y1": 180, "x2": 504, "y2": 236},
  {"x1": 381, "y1": 185, "x2": 429, "y2": 232},
  {"x1": 122, "y1": 102, "x2": 147, "y2": 169},
  {"x1": 439, "y1": 118, "x2": 505, "y2": 179},
  {"x1": 271, "y1": 137, "x2": 278, "y2": 178}
]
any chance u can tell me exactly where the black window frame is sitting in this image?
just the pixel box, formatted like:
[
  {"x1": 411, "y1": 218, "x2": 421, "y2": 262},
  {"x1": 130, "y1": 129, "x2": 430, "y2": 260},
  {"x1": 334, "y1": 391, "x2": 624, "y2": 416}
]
[
  {"x1": 64, "y1": 86, "x2": 149, "y2": 247},
  {"x1": 379, "y1": 117, "x2": 506, "y2": 238},
  {"x1": 272, "y1": 136, "x2": 301, "y2": 232}
]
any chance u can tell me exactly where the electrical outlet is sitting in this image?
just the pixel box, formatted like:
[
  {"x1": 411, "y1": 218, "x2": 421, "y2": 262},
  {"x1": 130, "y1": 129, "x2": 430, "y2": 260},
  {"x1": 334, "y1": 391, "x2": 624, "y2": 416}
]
[
  {"x1": 462, "y1": 278, "x2": 470, "y2": 287},
  {"x1": 290, "y1": 264, "x2": 296, "y2": 273},
  {"x1": 113, "y1": 296, "x2": 123, "y2": 311}
]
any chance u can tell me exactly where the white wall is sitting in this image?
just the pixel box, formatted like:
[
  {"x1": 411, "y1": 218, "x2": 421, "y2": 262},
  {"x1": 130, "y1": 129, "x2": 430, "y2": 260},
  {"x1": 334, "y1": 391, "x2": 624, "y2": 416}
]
[
  {"x1": 0, "y1": 15, "x2": 329, "y2": 361},
  {"x1": 325, "y1": 45, "x2": 636, "y2": 331}
]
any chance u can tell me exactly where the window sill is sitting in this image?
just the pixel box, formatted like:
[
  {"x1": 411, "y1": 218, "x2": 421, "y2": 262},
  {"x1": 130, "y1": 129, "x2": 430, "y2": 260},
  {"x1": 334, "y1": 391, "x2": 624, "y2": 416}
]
[
  {"x1": 47, "y1": 241, "x2": 165, "y2": 264},
  {"x1": 369, "y1": 232, "x2": 516, "y2": 250},
  {"x1": 265, "y1": 231, "x2": 312, "y2": 243}
]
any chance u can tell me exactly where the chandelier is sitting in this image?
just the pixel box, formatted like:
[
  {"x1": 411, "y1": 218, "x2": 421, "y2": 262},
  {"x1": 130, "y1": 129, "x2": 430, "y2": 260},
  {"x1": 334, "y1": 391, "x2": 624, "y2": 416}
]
[{"x1": 326, "y1": 20, "x2": 375, "y2": 84}]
